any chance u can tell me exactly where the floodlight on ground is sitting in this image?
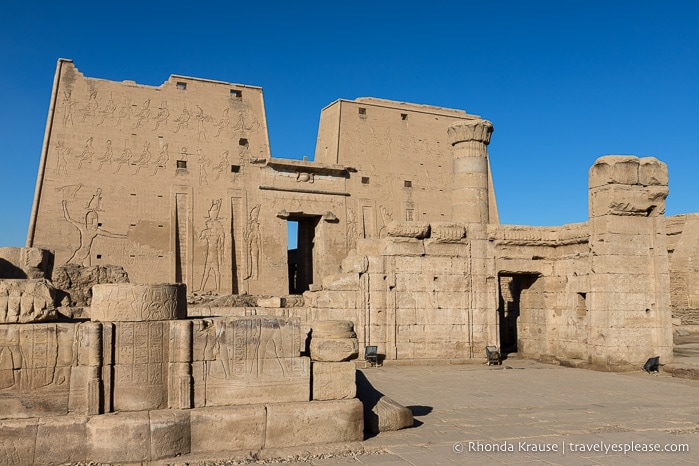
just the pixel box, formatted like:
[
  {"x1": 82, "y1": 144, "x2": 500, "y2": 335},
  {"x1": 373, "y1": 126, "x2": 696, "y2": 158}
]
[
  {"x1": 486, "y1": 346, "x2": 501, "y2": 366},
  {"x1": 643, "y1": 356, "x2": 660, "y2": 373},
  {"x1": 365, "y1": 345, "x2": 378, "y2": 367}
]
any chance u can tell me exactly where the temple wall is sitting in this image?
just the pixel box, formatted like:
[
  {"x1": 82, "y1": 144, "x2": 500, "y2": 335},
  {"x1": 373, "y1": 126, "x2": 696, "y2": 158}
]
[{"x1": 667, "y1": 214, "x2": 699, "y2": 324}]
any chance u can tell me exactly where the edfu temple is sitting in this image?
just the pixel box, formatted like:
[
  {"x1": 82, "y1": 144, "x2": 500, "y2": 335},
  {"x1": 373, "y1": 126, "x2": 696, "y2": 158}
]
[{"x1": 0, "y1": 59, "x2": 697, "y2": 463}]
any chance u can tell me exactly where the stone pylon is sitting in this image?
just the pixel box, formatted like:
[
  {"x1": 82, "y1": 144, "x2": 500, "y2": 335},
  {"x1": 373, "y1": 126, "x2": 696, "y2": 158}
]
[
  {"x1": 587, "y1": 156, "x2": 673, "y2": 366},
  {"x1": 447, "y1": 119, "x2": 494, "y2": 224}
]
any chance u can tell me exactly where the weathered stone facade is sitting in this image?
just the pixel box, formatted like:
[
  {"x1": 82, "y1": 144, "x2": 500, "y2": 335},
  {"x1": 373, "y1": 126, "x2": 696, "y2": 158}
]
[{"x1": 25, "y1": 60, "x2": 697, "y2": 369}]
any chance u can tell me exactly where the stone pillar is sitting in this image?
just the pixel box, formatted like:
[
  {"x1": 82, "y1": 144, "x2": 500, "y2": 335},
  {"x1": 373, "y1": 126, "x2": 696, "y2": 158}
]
[
  {"x1": 447, "y1": 119, "x2": 494, "y2": 224},
  {"x1": 588, "y1": 156, "x2": 673, "y2": 366},
  {"x1": 309, "y1": 321, "x2": 358, "y2": 401}
]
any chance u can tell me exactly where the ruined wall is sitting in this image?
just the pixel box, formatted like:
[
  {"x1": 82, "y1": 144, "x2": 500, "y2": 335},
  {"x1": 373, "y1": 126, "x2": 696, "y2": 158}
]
[{"x1": 667, "y1": 214, "x2": 699, "y2": 324}]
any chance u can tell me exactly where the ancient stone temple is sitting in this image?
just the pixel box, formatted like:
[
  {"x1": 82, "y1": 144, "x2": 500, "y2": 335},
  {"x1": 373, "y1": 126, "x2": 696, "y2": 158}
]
[{"x1": 24, "y1": 59, "x2": 699, "y2": 368}]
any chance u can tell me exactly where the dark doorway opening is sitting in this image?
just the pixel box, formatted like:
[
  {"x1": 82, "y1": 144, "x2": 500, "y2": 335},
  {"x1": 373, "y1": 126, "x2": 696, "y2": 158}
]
[
  {"x1": 287, "y1": 216, "x2": 320, "y2": 294},
  {"x1": 498, "y1": 273, "x2": 538, "y2": 355}
]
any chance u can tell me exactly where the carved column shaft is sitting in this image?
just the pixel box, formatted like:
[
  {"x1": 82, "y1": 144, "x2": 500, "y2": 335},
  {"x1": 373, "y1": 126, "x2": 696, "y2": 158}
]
[{"x1": 448, "y1": 120, "x2": 493, "y2": 224}]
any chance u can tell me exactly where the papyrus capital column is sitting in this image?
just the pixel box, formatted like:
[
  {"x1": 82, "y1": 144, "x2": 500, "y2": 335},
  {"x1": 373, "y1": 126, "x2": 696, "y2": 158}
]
[{"x1": 448, "y1": 119, "x2": 493, "y2": 223}]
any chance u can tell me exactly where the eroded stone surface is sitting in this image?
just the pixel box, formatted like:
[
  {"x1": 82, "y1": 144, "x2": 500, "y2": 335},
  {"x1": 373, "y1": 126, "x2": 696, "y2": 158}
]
[
  {"x1": 91, "y1": 283, "x2": 186, "y2": 322},
  {"x1": 0, "y1": 279, "x2": 57, "y2": 323},
  {"x1": 52, "y1": 263, "x2": 129, "y2": 307}
]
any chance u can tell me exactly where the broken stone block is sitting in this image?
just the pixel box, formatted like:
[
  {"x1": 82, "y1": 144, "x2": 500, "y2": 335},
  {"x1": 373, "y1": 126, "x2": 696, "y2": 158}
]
[
  {"x1": 0, "y1": 279, "x2": 57, "y2": 323},
  {"x1": 386, "y1": 221, "x2": 430, "y2": 239},
  {"x1": 52, "y1": 263, "x2": 129, "y2": 307},
  {"x1": 91, "y1": 283, "x2": 186, "y2": 322},
  {"x1": 429, "y1": 222, "x2": 467, "y2": 243},
  {"x1": 312, "y1": 361, "x2": 357, "y2": 400},
  {"x1": 310, "y1": 337, "x2": 359, "y2": 362},
  {"x1": 368, "y1": 396, "x2": 414, "y2": 434}
]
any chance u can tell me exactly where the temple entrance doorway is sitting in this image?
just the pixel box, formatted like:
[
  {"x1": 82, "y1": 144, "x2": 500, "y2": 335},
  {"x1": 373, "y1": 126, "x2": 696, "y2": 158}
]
[
  {"x1": 287, "y1": 215, "x2": 320, "y2": 294},
  {"x1": 498, "y1": 273, "x2": 538, "y2": 355}
]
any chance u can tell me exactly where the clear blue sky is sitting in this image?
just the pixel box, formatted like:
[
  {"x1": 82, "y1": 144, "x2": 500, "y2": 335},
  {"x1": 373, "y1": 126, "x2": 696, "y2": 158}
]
[{"x1": 1, "y1": 1, "x2": 697, "y2": 248}]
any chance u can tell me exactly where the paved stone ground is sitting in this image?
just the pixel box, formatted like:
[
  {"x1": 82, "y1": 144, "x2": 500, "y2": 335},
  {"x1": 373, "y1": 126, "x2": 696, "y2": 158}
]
[{"x1": 160, "y1": 334, "x2": 699, "y2": 466}]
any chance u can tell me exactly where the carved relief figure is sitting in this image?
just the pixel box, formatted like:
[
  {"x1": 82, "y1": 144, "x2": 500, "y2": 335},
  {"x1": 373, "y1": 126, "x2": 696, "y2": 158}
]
[
  {"x1": 132, "y1": 141, "x2": 151, "y2": 174},
  {"x1": 198, "y1": 205, "x2": 225, "y2": 292},
  {"x1": 133, "y1": 99, "x2": 151, "y2": 129},
  {"x1": 197, "y1": 149, "x2": 210, "y2": 185},
  {"x1": 96, "y1": 95, "x2": 116, "y2": 126},
  {"x1": 195, "y1": 105, "x2": 210, "y2": 142},
  {"x1": 114, "y1": 141, "x2": 133, "y2": 174},
  {"x1": 62, "y1": 90, "x2": 76, "y2": 126},
  {"x1": 248, "y1": 319, "x2": 288, "y2": 377},
  {"x1": 214, "y1": 108, "x2": 230, "y2": 137},
  {"x1": 85, "y1": 188, "x2": 104, "y2": 211},
  {"x1": 114, "y1": 98, "x2": 132, "y2": 126},
  {"x1": 76, "y1": 137, "x2": 95, "y2": 169},
  {"x1": 95, "y1": 139, "x2": 113, "y2": 171},
  {"x1": 171, "y1": 104, "x2": 190, "y2": 133},
  {"x1": 153, "y1": 101, "x2": 169, "y2": 130},
  {"x1": 80, "y1": 91, "x2": 98, "y2": 123},
  {"x1": 62, "y1": 199, "x2": 126, "y2": 266},
  {"x1": 151, "y1": 143, "x2": 170, "y2": 175},
  {"x1": 233, "y1": 110, "x2": 260, "y2": 132},
  {"x1": 244, "y1": 204, "x2": 261, "y2": 280},
  {"x1": 55, "y1": 141, "x2": 70, "y2": 175},
  {"x1": 213, "y1": 150, "x2": 230, "y2": 180}
]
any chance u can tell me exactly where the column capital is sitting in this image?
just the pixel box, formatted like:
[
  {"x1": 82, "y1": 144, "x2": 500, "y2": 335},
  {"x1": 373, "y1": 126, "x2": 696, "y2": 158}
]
[{"x1": 447, "y1": 119, "x2": 493, "y2": 146}]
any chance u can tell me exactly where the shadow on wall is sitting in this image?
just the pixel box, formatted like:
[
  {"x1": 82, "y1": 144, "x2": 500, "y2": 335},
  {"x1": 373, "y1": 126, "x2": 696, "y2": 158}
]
[{"x1": 0, "y1": 258, "x2": 29, "y2": 279}]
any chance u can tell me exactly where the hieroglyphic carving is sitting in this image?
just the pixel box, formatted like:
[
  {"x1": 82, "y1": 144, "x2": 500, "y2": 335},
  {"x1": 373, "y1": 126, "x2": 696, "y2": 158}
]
[
  {"x1": 113, "y1": 321, "x2": 168, "y2": 411},
  {"x1": 244, "y1": 205, "x2": 261, "y2": 280},
  {"x1": 114, "y1": 98, "x2": 132, "y2": 127},
  {"x1": 347, "y1": 208, "x2": 358, "y2": 251},
  {"x1": 91, "y1": 283, "x2": 185, "y2": 322},
  {"x1": 296, "y1": 172, "x2": 314, "y2": 183},
  {"x1": 379, "y1": 205, "x2": 393, "y2": 237},
  {"x1": 197, "y1": 199, "x2": 224, "y2": 292},
  {"x1": 62, "y1": 198, "x2": 126, "y2": 266}
]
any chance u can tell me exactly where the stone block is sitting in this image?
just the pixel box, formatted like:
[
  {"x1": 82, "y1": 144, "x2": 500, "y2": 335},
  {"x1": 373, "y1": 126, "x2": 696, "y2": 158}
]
[
  {"x1": 149, "y1": 410, "x2": 191, "y2": 460},
  {"x1": 87, "y1": 411, "x2": 150, "y2": 463},
  {"x1": 0, "y1": 279, "x2": 57, "y2": 323},
  {"x1": 429, "y1": 222, "x2": 467, "y2": 242},
  {"x1": 341, "y1": 255, "x2": 369, "y2": 274},
  {"x1": 385, "y1": 221, "x2": 430, "y2": 238},
  {"x1": 590, "y1": 184, "x2": 668, "y2": 217},
  {"x1": 310, "y1": 337, "x2": 359, "y2": 362},
  {"x1": 315, "y1": 290, "x2": 358, "y2": 309},
  {"x1": 265, "y1": 399, "x2": 363, "y2": 448},
  {"x1": 91, "y1": 283, "x2": 186, "y2": 321},
  {"x1": 424, "y1": 241, "x2": 469, "y2": 256},
  {"x1": 0, "y1": 247, "x2": 53, "y2": 280},
  {"x1": 589, "y1": 155, "x2": 639, "y2": 188},
  {"x1": 34, "y1": 415, "x2": 89, "y2": 464},
  {"x1": 257, "y1": 296, "x2": 282, "y2": 307},
  {"x1": 312, "y1": 361, "x2": 356, "y2": 400},
  {"x1": 322, "y1": 273, "x2": 360, "y2": 291},
  {"x1": 380, "y1": 238, "x2": 425, "y2": 256},
  {"x1": 190, "y1": 405, "x2": 266, "y2": 453},
  {"x1": 311, "y1": 320, "x2": 356, "y2": 339},
  {"x1": 639, "y1": 157, "x2": 668, "y2": 186},
  {"x1": 0, "y1": 418, "x2": 38, "y2": 466},
  {"x1": 367, "y1": 396, "x2": 414, "y2": 434}
]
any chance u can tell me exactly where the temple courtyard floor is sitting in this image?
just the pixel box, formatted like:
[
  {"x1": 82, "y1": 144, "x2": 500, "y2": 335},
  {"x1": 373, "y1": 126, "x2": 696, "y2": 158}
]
[{"x1": 159, "y1": 333, "x2": 699, "y2": 466}]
